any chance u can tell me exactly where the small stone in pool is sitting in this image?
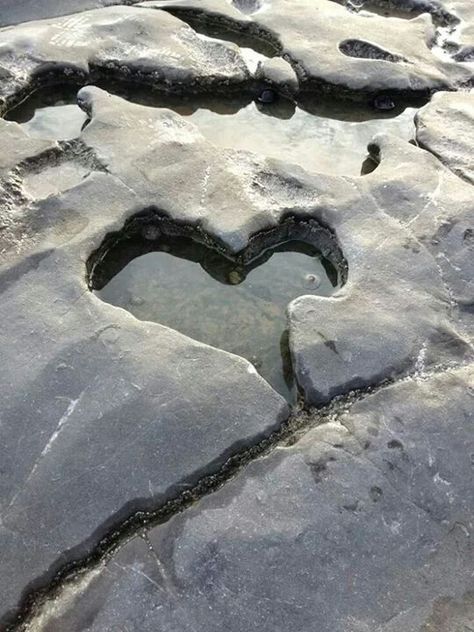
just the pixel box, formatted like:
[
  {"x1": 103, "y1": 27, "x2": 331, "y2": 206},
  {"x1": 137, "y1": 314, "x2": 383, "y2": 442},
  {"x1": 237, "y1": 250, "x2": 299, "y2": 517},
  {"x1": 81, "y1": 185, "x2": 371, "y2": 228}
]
[
  {"x1": 303, "y1": 273, "x2": 321, "y2": 289},
  {"x1": 228, "y1": 270, "x2": 242, "y2": 284},
  {"x1": 373, "y1": 95, "x2": 396, "y2": 111},
  {"x1": 257, "y1": 89, "x2": 276, "y2": 104}
]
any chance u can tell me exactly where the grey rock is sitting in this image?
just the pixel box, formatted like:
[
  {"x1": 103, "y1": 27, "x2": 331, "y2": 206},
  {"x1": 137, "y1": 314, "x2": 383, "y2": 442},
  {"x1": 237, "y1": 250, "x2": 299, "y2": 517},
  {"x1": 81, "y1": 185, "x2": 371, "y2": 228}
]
[
  {"x1": 415, "y1": 91, "x2": 474, "y2": 185},
  {"x1": 144, "y1": 0, "x2": 472, "y2": 96},
  {"x1": 76, "y1": 88, "x2": 473, "y2": 404},
  {"x1": 364, "y1": 119, "x2": 474, "y2": 325},
  {"x1": 0, "y1": 0, "x2": 123, "y2": 27},
  {"x1": 0, "y1": 134, "x2": 289, "y2": 622},
  {"x1": 33, "y1": 365, "x2": 474, "y2": 632},
  {"x1": 0, "y1": 6, "x2": 251, "y2": 114},
  {"x1": 257, "y1": 88, "x2": 276, "y2": 104},
  {"x1": 1, "y1": 1, "x2": 474, "y2": 623}
]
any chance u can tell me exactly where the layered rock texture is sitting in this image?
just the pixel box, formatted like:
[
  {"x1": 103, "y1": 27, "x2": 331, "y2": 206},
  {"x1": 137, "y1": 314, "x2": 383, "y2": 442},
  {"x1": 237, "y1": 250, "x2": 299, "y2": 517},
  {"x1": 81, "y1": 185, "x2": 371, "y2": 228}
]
[{"x1": 0, "y1": 1, "x2": 473, "y2": 630}]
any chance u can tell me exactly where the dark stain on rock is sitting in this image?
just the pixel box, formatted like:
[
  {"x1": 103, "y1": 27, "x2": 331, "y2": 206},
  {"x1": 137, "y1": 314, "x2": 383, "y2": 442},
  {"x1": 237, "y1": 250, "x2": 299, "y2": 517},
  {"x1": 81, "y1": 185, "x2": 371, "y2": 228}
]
[
  {"x1": 310, "y1": 461, "x2": 327, "y2": 483},
  {"x1": 434, "y1": 218, "x2": 457, "y2": 241},
  {"x1": 309, "y1": 456, "x2": 336, "y2": 484},
  {"x1": 324, "y1": 340, "x2": 339, "y2": 354},
  {"x1": 342, "y1": 501, "x2": 359, "y2": 512},
  {"x1": 387, "y1": 439, "x2": 403, "y2": 449},
  {"x1": 369, "y1": 486, "x2": 383, "y2": 502},
  {"x1": 317, "y1": 331, "x2": 340, "y2": 355},
  {"x1": 403, "y1": 238, "x2": 421, "y2": 253},
  {"x1": 463, "y1": 228, "x2": 474, "y2": 249}
]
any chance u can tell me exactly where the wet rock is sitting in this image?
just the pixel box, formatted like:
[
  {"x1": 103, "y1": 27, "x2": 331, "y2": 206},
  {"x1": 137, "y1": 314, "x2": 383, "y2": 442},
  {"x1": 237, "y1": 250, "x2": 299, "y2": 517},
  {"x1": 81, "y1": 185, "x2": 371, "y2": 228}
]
[
  {"x1": 0, "y1": 169, "x2": 289, "y2": 623},
  {"x1": 34, "y1": 365, "x2": 474, "y2": 632},
  {"x1": 0, "y1": 0, "x2": 120, "y2": 26},
  {"x1": 1, "y1": 1, "x2": 474, "y2": 626}
]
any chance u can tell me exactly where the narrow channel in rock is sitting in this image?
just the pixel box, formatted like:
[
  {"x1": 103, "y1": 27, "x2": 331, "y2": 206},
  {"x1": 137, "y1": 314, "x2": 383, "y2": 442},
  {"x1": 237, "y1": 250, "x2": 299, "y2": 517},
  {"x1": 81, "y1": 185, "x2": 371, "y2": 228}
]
[{"x1": 4, "y1": 85, "x2": 420, "y2": 176}]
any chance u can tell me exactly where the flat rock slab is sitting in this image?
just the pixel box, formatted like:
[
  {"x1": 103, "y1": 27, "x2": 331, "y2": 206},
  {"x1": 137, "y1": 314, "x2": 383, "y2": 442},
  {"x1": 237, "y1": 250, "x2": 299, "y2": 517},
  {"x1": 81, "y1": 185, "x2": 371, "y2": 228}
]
[
  {"x1": 0, "y1": 110, "x2": 290, "y2": 621},
  {"x1": 416, "y1": 91, "x2": 474, "y2": 185},
  {"x1": 35, "y1": 365, "x2": 474, "y2": 632},
  {"x1": 0, "y1": 2, "x2": 474, "y2": 630}
]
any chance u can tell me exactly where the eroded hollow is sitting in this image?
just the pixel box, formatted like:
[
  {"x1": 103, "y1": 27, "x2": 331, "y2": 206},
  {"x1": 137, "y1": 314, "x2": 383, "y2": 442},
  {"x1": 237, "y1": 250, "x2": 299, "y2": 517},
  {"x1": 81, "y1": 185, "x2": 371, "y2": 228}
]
[
  {"x1": 159, "y1": 6, "x2": 280, "y2": 57},
  {"x1": 88, "y1": 214, "x2": 347, "y2": 403},
  {"x1": 4, "y1": 85, "x2": 89, "y2": 140},
  {"x1": 4, "y1": 85, "x2": 420, "y2": 176},
  {"x1": 339, "y1": 39, "x2": 406, "y2": 62}
]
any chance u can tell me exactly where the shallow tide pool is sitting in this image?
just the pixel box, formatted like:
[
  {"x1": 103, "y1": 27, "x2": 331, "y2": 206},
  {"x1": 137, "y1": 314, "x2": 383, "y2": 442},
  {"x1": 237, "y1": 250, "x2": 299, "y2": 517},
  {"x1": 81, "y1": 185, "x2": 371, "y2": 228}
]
[
  {"x1": 94, "y1": 235, "x2": 341, "y2": 402},
  {"x1": 5, "y1": 88, "x2": 417, "y2": 176}
]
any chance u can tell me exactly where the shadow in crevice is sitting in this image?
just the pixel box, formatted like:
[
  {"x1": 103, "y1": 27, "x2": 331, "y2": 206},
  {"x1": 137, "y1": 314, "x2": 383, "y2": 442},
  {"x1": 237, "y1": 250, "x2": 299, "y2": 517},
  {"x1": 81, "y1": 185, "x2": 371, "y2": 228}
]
[
  {"x1": 360, "y1": 155, "x2": 379, "y2": 175},
  {"x1": 159, "y1": 5, "x2": 281, "y2": 57}
]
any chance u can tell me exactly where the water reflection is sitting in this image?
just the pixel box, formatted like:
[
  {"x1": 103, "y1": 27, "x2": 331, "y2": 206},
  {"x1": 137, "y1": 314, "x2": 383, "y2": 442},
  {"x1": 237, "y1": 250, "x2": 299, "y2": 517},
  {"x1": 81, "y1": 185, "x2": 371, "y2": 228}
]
[{"x1": 5, "y1": 88, "x2": 88, "y2": 140}]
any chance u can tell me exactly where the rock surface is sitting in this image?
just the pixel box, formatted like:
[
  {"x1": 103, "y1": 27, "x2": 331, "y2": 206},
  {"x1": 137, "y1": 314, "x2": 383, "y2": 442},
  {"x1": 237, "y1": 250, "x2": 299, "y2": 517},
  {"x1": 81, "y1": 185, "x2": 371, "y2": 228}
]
[
  {"x1": 0, "y1": 1, "x2": 123, "y2": 27},
  {"x1": 0, "y1": 6, "x2": 251, "y2": 113},
  {"x1": 0, "y1": 1, "x2": 473, "y2": 630},
  {"x1": 416, "y1": 90, "x2": 474, "y2": 184},
  {"x1": 0, "y1": 98, "x2": 292, "y2": 624},
  {"x1": 31, "y1": 365, "x2": 474, "y2": 632},
  {"x1": 144, "y1": 0, "x2": 473, "y2": 96}
]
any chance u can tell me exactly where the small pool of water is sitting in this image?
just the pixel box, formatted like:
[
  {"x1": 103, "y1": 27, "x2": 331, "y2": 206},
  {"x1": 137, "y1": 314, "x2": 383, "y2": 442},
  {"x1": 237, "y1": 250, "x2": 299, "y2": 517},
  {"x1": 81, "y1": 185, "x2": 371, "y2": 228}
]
[
  {"x1": 5, "y1": 92, "x2": 88, "y2": 140},
  {"x1": 185, "y1": 100, "x2": 416, "y2": 176},
  {"x1": 94, "y1": 234, "x2": 341, "y2": 402},
  {"x1": 5, "y1": 87, "x2": 417, "y2": 175}
]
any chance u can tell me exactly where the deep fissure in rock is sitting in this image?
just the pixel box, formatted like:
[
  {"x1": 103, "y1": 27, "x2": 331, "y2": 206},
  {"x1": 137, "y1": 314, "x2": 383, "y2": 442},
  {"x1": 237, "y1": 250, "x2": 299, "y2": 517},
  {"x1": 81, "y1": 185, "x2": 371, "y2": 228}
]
[{"x1": 88, "y1": 214, "x2": 347, "y2": 402}]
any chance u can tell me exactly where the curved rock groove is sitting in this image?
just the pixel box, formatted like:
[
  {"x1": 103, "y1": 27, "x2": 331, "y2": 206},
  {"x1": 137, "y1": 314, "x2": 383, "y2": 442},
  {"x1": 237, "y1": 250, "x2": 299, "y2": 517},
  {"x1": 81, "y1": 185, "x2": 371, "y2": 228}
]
[{"x1": 152, "y1": 5, "x2": 283, "y2": 57}]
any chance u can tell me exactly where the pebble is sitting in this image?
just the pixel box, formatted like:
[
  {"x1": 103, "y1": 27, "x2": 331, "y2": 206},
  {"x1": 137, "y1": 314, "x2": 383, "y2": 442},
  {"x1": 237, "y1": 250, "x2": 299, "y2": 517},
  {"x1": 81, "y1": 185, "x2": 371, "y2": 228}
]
[
  {"x1": 257, "y1": 89, "x2": 276, "y2": 104},
  {"x1": 373, "y1": 95, "x2": 396, "y2": 111}
]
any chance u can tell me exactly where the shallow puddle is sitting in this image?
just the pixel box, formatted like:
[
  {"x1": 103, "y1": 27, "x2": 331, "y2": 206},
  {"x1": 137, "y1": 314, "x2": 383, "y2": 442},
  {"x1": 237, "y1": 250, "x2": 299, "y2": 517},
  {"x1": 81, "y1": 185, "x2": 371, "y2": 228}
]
[
  {"x1": 5, "y1": 90, "x2": 88, "y2": 140},
  {"x1": 93, "y1": 233, "x2": 341, "y2": 402},
  {"x1": 184, "y1": 100, "x2": 417, "y2": 176},
  {"x1": 23, "y1": 162, "x2": 90, "y2": 199},
  {"x1": 5, "y1": 87, "x2": 417, "y2": 175}
]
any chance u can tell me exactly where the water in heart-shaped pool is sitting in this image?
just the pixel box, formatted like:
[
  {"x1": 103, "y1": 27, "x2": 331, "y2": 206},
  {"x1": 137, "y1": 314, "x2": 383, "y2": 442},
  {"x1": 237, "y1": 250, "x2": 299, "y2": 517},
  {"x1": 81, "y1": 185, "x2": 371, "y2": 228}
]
[{"x1": 91, "y1": 220, "x2": 343, "y2": 402}]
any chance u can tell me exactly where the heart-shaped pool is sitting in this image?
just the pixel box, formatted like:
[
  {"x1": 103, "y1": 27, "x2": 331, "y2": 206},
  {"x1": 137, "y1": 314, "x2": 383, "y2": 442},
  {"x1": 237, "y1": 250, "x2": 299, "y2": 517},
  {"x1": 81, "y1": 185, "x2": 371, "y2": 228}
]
[{"x1": 89, "y1": 216, "x2": 346, "y2": 402}]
